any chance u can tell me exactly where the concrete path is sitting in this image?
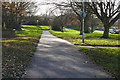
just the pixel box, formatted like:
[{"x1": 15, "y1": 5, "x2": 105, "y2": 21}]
[
  {"x1": 24, "y1": 30, "x2": 112, "y2": 78},
  {"x1": 76, "y1": 45, "x2": 119, "y2": 49}
]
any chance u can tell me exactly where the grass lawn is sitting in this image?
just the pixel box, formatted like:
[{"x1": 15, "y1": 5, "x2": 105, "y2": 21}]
[
  {"x1": 49, "y1": 29, "x2": 120, "y2": 46},
  {"x1": 80, "y1": 48, "x2": 120, "y2": 78},
  {"x1": 39, "y1": 26, "x2": 50, "y2": 30},
  {"x1": 2, "y1": 25, "x2": 42, "y2": 78}
]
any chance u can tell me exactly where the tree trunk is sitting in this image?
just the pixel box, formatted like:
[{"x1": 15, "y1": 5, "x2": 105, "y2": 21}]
[
  {"x1": 84, "y1": 24, "x2": 89, "y2": 33},
  {"x1": 80, "y1": 26, "x2": 82, "y2": 35},
  {"x1": 84, "y1": 18, "x2": 90, "y2": 33},
  {"x1": 118, "y1": 19, "x2": 120, "y2": 34},
  {"x1": 79, "y1": 22, "x2": 82, "y2": 35},
  {"x1": 91, "y1": 23, "x2": 94, "y2": 33},
  {"x1": 91, "y1": 26, "x2": 93, "y2": 33},
  {"x1": 101, "y1": 25, "x2": 110, "y2": 38},
  {"x1": 61, "y1": 26, "x2": 63, "y2": 32}
]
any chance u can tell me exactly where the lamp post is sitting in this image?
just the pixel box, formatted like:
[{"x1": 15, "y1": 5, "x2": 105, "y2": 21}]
[
  {"x1": 82, "y1": 0, "x2": 85, "y2": 43},
  {"x1": 37, "y1": 20, "x2": 38, "y2": 32},
  {"x1": 80, "y1": 0, "x2": 86, "y2": 43}
]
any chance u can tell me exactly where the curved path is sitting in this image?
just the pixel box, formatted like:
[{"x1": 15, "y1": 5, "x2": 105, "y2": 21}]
[{"x1": 24, "y1": 30, "x2": 112, "y2": 78}]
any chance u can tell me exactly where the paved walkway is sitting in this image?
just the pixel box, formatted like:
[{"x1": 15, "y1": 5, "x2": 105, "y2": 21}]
[
  {"x1": 76, "y1": 45, "x2": 119, "y2": 48},
  {"x1": 24, "y1": 30, "x2": 112, "y2": 78}
]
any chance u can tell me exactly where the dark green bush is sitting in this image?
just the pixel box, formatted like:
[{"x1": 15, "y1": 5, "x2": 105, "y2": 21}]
[{"x1": 51, "y1": 17, "x2": 61, "y2": 31}]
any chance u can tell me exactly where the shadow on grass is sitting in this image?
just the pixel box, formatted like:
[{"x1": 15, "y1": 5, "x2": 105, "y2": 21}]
[
  {"x1": 2, "y1": 44, "x2": 34, "y2": 78},
  {"x1": 2, "y1": 37, "x2": 39, "y2": 78},
  {"x1": 80, "y1": 48, "x2": 120, "y2": 79},
  {"x1": 2, "y1": 30, "x2": 16, "y2": 38},
  {"x1": 2, "y1": 25, "x2": 42, "y2": 78}
]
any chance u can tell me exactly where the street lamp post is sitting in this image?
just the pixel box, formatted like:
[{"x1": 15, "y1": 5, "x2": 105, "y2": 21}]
[
  {"x1": 80, "y1": 0, "x2": 86, "y2": 43},
  {"x1": 37, "y1": 20, "x2": 38, "y2": 32},
  {"x1": 81, "y1": 0, "x2": 86, "y2": 43},
  {"x1": 82, "y1": 0, "x2": 85, "y2": 43}
]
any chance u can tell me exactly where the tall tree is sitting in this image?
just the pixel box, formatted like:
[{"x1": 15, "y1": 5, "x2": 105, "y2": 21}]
[
  {"x1": 70, "y1": 1, "x2": 95, "y2": 34},
  {"x1": 87, "y1": 0, "x2": 120, "y2": 38},
  {"x1": 2, "y1": 2, "x2": 38, "y2": 30},
  {"x1": 57, "y1": 10, "x2": 71, "y2": 32},
  {"x1": 48, "y1": 0, "x2": 94, "y2": 34}
]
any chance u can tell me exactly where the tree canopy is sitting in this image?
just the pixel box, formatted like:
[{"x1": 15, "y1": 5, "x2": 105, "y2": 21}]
[{"x1": 2, "y1": 2, "x2": 38, "y2": 30}]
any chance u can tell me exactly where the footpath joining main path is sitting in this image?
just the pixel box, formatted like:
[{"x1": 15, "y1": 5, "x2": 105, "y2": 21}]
[{"x1": 24, "y1": 30, "x2": 112, "y2": 78}]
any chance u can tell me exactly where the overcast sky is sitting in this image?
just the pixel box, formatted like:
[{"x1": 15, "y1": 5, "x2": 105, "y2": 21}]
[
  {"x1": 34, "y1": 0, "x2": 67, "y2": 15},
  {"x1": 34, "y1": 0, "x2": 119, "y2": 15},
  {"x1": 35, "y1": 0, "x2": 52, "y2": 15}
]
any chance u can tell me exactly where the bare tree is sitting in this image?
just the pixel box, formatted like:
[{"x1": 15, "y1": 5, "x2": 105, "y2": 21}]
[
  {"x1": 46, "y1": 0, "x2": 94, "y2": 34},
  {"x1": 57, "y1": 9, "x2": 72, "y2": 32},
  {"x1": 87, "y1": 0, "x2": 120, "y2": 38}
]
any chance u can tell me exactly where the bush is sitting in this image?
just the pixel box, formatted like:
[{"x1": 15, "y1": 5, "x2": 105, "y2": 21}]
[{"x1": 51, "y1": 17, "x2": 61, "y2": 31}]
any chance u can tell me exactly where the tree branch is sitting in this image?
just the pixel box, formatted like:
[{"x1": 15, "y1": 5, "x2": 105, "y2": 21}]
[{"x1": 109, "y1": 13, "x2": 120, "y2": 26}]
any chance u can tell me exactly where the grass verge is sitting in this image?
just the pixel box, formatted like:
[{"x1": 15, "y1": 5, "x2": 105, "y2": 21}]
[
  {"x1": 39, "y1": 26, "x2": 50, "y2": 30},
  {"x1": 2, "y1": 25, "x2": 42, "y2": 78},
  {"x1": 49, "y1": 29, "x2": 120, "y2": 46},
  {"x1": 79, "y1": 48, "x2": 120, "y2": 78}
]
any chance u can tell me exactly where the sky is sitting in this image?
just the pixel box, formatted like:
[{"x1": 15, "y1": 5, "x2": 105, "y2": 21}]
[
  {"x1": 34, "y1": 0, "x2": 119, "y2": 16},
  {"x1": 34, "y1": 0, "x2": 67, "y2": 15},
  {"x1": 34, "y1": 0, "x2": 52, "y2": 15}
]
